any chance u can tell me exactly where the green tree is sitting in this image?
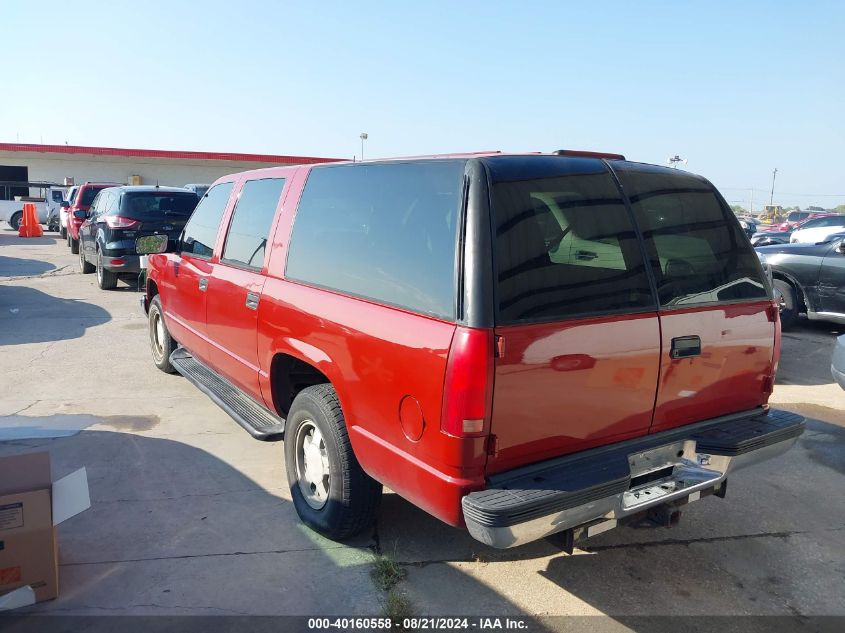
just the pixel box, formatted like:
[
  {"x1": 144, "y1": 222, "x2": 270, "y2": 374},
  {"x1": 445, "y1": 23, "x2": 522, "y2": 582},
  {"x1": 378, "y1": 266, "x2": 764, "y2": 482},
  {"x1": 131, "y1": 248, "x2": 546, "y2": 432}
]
[{"x1": 730, "y1": 205, "x2": 747, "y2": 215}]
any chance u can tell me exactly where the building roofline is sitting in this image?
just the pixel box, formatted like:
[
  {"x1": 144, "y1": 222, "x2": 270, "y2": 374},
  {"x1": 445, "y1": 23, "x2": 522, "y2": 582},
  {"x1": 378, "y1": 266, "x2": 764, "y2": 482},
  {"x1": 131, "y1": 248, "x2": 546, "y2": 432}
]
[{"x1": 0, "y1": 142, "x2": 342, "y2": 164}]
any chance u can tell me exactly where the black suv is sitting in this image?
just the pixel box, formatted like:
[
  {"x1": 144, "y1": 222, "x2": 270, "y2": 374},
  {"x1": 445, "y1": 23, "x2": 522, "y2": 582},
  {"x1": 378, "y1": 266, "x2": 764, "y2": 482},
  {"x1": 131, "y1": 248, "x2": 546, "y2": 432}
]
[{"x1": 78, "y1": 186, "x2": 198, "y2": 289}]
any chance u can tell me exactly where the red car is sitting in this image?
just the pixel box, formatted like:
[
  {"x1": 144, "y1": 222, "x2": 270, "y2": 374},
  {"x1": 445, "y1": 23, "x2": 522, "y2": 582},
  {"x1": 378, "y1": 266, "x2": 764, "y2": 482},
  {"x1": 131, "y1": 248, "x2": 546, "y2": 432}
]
[
  {"x1": 140, "y1": 152, "x2": 805, "y2": 548},
  {"x1": 776, "y1": 211, "x2": 834, "y2": 231},
  {"x1": 65, "y1": 182, "x2": 120, "y2": 254}
]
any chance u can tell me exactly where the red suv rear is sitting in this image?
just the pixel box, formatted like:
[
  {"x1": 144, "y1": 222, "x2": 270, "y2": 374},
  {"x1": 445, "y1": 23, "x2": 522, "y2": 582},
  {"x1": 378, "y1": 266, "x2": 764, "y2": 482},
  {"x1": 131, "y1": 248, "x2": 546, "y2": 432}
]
[
  {"x1": 66, "y1": 182, "x2": 120, "y2": 254},
  {"x1": 141, "y1": 153, "x2": 805, "y2": 548}
]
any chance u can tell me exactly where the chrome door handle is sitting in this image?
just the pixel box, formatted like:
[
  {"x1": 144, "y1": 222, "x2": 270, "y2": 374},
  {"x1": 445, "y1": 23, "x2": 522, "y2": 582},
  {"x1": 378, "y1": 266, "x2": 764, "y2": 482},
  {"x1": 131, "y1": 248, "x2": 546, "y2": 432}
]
[
  {"x1": 245, "y1": 292, "x2": 260, "y2": 310},
  {"x1": 198, "y1": 278, "x2": 208, "y2": 292},
  {"x1": 671, "y1": 335, "x2": 701, "y2": 359}
]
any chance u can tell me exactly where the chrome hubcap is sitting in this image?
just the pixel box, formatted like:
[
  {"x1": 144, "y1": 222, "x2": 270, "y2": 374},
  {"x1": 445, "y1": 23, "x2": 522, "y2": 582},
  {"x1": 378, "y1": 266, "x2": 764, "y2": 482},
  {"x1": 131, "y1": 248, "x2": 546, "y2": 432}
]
[
  {"x1": 295, "y1": 421, "x2": 330, "y2": 509},
  {"x1": 151, "y1": 311, "x2": 164, "y2": 360}
]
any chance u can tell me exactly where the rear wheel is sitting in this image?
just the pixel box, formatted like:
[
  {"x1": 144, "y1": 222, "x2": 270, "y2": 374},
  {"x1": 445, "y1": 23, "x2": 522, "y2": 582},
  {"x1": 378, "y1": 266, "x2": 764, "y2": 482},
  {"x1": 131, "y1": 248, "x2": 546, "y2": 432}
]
[
  {"x1": 773, "y1": 278, "x2": 798, "y2": 329},
  {"x1": 285, "y1": 384, "x2": 382, "y2": 540},
  {"x1": 79, "y1": 242, "x2": 94, "y2": 274},
  {"x1": 149, "y1": 295, "x2": 176, "y2": 373},
  {"x1": 96, "y1": 247, "x2": 117, "y2": 289},
  {"x1": 60, "y1": 226, "x2": 67, "y2": 240},
  {"x1": 9, "y1": 212, "x2": 22, "y2": 231},
  {"x1": 70, "y1": 235, "x2": 79, "y2": 254}
]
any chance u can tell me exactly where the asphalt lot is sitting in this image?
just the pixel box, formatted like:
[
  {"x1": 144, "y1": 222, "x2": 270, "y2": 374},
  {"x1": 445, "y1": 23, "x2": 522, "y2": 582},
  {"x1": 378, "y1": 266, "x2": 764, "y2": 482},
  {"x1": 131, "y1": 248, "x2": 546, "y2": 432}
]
[{"x1": 1, "y1": 229, "x2": 844, "y2": 621}]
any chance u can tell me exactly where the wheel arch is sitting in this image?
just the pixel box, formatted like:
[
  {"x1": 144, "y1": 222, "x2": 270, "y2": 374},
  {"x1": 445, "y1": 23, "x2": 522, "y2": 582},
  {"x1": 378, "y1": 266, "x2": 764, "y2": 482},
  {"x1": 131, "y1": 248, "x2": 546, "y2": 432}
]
[
  {"x1": 267, "y1": 348, "x2": 337, "y2": 419},
  {"x1": 771, "y1": 269, "x2": 810, "y2": 312}
]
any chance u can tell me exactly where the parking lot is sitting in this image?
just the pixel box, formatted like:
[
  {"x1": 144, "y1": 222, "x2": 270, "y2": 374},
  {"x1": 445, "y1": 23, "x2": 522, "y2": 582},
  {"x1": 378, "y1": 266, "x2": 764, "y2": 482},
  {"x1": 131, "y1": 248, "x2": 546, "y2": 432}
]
[{"x1": 1, "y1": 229, "x2": 844, "y2": 620}]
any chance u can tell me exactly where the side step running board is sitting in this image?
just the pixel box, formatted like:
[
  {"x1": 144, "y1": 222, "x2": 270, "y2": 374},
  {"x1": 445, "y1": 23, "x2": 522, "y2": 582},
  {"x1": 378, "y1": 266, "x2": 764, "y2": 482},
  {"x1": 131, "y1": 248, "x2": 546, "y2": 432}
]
[{"x1": 170, "y1": 348, "x2": 285, "y2": 441}]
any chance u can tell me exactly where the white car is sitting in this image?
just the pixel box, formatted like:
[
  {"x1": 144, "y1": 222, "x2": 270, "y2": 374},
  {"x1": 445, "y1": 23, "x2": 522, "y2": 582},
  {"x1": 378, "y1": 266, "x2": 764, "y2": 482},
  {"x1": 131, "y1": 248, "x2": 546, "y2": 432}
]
[
  {"x1": 59, "y1": 185, "x2": 79, "y2": 239},
  {"x1": 790, "y1": 215, "x2": 845, "y2": 243}
]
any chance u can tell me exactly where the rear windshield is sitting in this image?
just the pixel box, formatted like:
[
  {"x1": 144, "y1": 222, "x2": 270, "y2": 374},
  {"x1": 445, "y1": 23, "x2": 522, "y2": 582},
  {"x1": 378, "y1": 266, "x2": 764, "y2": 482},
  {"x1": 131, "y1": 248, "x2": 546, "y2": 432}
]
[
  {"x1": 80, "y1": 187, "x2": 106, "y2": 206},
  {"x1": 487, "y1": 156, "x2": 655, "y2": 324},
  {"x1": 119, "y1": 192, "x2": 198, "y2": 220},
  {"x1": 613, "y1": 163, "x2": 769, "y2": 307}
]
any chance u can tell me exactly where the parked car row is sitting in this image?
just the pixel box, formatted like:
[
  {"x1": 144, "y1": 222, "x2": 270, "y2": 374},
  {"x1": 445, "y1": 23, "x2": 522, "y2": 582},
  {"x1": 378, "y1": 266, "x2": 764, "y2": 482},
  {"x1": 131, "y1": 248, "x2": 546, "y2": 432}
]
[
  {"x1": 127, "y1": 152, "x2": 806, "y2": 549},
  {"x1": 45, "y1": 182, "x2": 208, "y2": 288},
  {"x1": 751, "y1": 213, "x2": 845, "y2": 246}
]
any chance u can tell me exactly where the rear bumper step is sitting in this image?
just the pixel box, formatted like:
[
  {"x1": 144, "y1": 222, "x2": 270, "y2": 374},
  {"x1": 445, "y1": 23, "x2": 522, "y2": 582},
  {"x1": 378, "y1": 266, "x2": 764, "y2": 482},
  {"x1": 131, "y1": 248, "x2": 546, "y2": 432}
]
[
  {"x1": 462, "y1": 408, "x2": 804, "y2": 548},
  {"x1": 170, "y1": 348, "x2": 285, "y2": 441}
]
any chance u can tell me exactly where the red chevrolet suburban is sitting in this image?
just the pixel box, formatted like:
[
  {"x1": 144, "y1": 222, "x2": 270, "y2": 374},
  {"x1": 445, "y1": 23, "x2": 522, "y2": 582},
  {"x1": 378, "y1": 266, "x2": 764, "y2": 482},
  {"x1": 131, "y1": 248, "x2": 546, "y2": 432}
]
[{"x1": 140, "y1": 152, "x2": 804, "y2": 548}]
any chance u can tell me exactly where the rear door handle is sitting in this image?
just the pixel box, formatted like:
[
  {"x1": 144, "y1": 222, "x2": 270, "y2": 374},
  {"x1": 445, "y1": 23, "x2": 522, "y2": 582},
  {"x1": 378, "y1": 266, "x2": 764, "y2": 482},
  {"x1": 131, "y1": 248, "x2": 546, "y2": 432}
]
[
  {"x1": 245, "y1": 292, "x2": 260, "y2": 310},
  {"x1": 671, "y1": 335, "x2": 701, "y2": 359},
  {"x1": 198, "y1": 278, "x2": 208, "y2": 292}
]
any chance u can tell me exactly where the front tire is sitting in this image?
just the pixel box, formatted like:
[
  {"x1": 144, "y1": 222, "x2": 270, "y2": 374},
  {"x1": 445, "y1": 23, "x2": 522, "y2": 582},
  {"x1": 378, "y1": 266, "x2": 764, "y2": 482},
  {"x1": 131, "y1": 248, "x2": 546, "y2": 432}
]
[
  {"x1": 96, "y1": 247, "x2": 117, "y2": 289},
  {"x1": 285, "y1": 384, "x2": 382, "y2": 540},
  {"x1": 773, "y1": 278, "x2": 798, "y2": 330},
  {"x1": 149, "y1": 295, "x2": 176, "y2": 373},
  {"x1": 60, "y1": 226, "x2": 67, "y2": 240},
  {"x1": 9, "y1": 212, "x2": 22, "y2": 232}
]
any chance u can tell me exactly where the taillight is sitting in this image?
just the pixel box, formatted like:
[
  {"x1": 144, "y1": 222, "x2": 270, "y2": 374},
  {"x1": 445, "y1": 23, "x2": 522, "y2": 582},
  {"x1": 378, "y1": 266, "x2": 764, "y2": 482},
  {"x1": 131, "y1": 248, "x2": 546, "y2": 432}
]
[
  {"x1": 105, "y1": 216, "x2": 141, "y2": 229},
  {"x1": 441, "y1": 328, "x2": 494, "y2": 437}
]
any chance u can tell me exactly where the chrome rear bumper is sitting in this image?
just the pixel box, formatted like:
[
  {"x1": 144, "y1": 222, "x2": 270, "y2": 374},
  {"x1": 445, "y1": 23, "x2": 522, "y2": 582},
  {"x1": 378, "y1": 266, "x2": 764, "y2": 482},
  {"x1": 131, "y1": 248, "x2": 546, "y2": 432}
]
[{"x1": 462, "y1": 409, "x2": 804, "y2": 549}]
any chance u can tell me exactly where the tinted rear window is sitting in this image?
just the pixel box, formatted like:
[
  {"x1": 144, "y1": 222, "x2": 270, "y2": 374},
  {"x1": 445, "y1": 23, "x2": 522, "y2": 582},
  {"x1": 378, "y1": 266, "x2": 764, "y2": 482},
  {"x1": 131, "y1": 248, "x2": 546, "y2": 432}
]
[
  {"x1": 119, "y1": 192, "x2": 198, "y2": 220},
  {"x1": 487, "y1": 156, "x2": 655, "y2": 324},
  {"x1": 80, "y1": 187, "x2": 107, "y2": 206},
  {"x1": 614, "y1": 163, "x2": 769, "y2": 307},
  {"x1": 286, "y1": 161, "x2": 465, "y2": 319}
]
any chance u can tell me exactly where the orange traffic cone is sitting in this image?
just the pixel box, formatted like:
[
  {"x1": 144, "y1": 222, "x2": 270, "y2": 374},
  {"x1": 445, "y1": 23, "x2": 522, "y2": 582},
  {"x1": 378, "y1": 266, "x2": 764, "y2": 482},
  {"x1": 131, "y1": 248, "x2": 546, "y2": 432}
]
[{"x1": 18, "y1": 202, "x2": 44, "y2": 238}]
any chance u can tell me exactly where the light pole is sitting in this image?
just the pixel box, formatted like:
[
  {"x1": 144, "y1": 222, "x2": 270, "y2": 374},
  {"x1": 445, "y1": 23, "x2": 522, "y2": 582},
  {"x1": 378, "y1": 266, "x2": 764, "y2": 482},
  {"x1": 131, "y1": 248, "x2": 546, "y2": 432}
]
[
  {"x1": 360, "y1": 133, "x2": 368, "y2": 161},
  {"x1": 667, "y1": 155, "x2": 687, "y2": 169},
  {"x1": 769, "y1": 168, "x2": 778, "y2": 206}
]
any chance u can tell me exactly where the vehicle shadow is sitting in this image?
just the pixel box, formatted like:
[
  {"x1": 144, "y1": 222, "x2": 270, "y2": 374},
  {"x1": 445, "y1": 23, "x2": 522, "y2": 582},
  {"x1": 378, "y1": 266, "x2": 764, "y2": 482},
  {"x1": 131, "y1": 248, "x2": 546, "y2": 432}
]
[
  {"x1": 0, "y1": 256, "x2": 56, "y2": 278},
  {"x1": 380, "y1": 420, "x2": 844, "y2": 623},
  {"x1": 0, "y1": 285, "x2": 110, "y2": 345},
  {"x1": 0, "y1": 427, "x2": 545, "y2": 625},
  {"x1": 777, "y1": 320, "x2": 842, "y2": 387}
]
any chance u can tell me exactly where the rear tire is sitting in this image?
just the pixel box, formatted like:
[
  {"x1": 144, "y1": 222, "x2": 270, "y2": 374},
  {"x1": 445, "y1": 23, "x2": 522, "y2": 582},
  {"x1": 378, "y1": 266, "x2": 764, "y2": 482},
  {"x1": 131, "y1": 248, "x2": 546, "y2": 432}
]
[
  {"x1": 70, "y1": 236, "x2": 79, "y2": 254},
  {"x1": 9, "y1": 212, "x2": 22, "y2": 232},
  {"x1": 149, "y1": 295, "x2": 176, "y2": 373},
  {"x1": 60, "y1": 226, "x2": 67, "y2": 240},
  {"x1": 285, "y1": 384, "x2": 382, "y2": 540},
  {"x1": 773, "y1": 278, "x2": 798, "y2": 330},
  {"x1": 96, "y1": 248, "x2": 117, "y2": 289},
  {"x1": 79, "y1": 243, "x2": 94, "y2": 274}
]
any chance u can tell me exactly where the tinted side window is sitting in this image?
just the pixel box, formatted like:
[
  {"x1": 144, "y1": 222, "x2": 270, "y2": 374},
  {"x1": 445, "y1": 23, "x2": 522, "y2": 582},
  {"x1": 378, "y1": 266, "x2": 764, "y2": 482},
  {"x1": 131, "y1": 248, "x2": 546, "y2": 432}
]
[
  {"x1": 222, "y1": 178, "x2": 285, "y2": 269},
  {"x1": 614, "y1": 164, "x2": 768, "y2": 307},
  {"x1": 286, "y1": 161, "x2": 464, "y2": 319},
  {"x1": 181, "y1": 182, "x2": 234, "y2": 257},
  {"x1": 488, "y1": 157, "x2": 655, "y2": 324}
]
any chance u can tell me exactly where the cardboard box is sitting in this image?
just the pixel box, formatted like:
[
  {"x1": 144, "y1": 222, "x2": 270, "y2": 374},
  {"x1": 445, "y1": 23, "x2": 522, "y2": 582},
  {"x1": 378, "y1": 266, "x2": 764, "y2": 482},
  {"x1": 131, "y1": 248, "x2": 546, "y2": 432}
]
[{"x1": 0, "y1": 452, "x2": 90, "y2": 606}]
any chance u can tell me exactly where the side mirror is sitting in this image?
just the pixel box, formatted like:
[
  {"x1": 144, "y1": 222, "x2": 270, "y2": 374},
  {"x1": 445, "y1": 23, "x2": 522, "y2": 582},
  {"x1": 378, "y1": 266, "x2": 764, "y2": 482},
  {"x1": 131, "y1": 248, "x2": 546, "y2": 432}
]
[
  {"x1": 60, "y1": 201, "x2": 70, "y2": 209},
  {"x1": 73, "y1": 210, "x2": 87, "y2": 220},
  {"x1": 136, "y1": 234, "x2": 169, "y2": 255}
]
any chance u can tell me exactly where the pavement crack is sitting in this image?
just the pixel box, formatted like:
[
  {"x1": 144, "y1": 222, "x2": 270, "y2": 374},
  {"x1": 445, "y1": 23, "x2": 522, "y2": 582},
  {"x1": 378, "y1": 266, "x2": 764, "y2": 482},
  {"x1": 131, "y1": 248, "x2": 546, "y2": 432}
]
[
  {"x1": 94, "y1": 486, "x2": 288, "y2": 504},
  {"x1": 60, "y1": 545, "x2": 352, "y2": 567},
  {"x1": 8, "y1": 400, "x2": 40, "y2": 415},
  {"x1": 583, "y1": 527, "x2": 845, "y2": 552},
  {"x1": 37, "y1": 603, "x2": 251, "y2": 615}
]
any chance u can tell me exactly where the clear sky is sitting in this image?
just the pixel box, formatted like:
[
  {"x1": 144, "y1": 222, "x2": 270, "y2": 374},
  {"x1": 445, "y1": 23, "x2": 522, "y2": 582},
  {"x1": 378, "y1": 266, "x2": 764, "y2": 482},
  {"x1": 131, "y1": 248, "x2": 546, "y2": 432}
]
[{"x1": 2, "y1": 1, "x2": 843, "y2": 209}]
